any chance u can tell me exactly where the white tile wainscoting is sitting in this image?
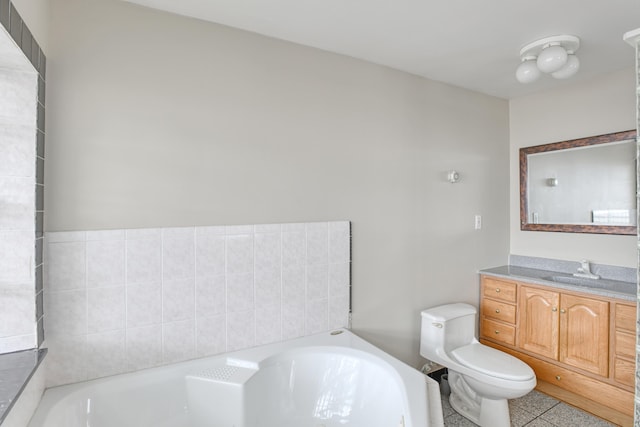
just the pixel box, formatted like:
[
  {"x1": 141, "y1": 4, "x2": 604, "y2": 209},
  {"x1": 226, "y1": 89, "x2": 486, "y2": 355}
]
[{"x1": 43, "y1": 221, "x2": 351, "y2": 387}]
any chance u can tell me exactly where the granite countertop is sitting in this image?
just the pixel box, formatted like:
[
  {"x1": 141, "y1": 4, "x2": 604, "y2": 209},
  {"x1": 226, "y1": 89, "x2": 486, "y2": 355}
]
[
  {"x1": 0, "y1": 348, "x2": 47, "y2": 424},
  {"x1": 481, "y1": 265, "x2": 637, "y2": 302}
]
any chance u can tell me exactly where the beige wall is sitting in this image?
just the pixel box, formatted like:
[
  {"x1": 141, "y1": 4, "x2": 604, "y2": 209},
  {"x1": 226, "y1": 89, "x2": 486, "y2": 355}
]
[
  {"x1": 11, "y1": 0, "x2": 50, "y2": 53},
  {"x1": 510, "y1": 67, "x2": 637, "y2": 268},
  {"x1": 46, "y1": 0, "x2": 510, "y2": 366}
]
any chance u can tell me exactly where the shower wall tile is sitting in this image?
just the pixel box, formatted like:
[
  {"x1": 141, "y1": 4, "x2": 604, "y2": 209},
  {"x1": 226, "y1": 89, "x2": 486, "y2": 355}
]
[
  {"x1": 256, "y1": 303, "x2": 282, "y2": 346},
  {"x1": 195, "y1": 275, "x2": 225, "y2": 319},
  {"x1": 226, "y1": 273, "x2": 254, "y2": 313},
  {"x1": 45, "y1": 241, "x2": 85, "y2": 291},
  {"x1": 0, "y1": 177, "x2": 35, "y2": 230},
  {"x1": 0, "y1": 69, "x2": 37, "y2": 125},
  {"x1": 87, "y1": 286, "x2": 125, "y2": 333},
  {"x1": 196, "y1": 314, "x2": 226, "y2": 357},
  {"x1": 255, "y1": 223, "x2": 281, "y2": 233},
  {"x1": 44, "y1": 289, "x2": 87, "y2": 337},
  {"x1": 86, "y1": 330, "x2": 125, "y2": 379},
  {"x1": 0, "y1": 229, "x2": 32, "y2": 284},
  {"x1": 306, "y1": 298, "x2": 329, "y2": 334},
  {"x1": 162, "y1": 279, "x2": 195, "y2": 322},
  {"x1": 282, "y1": 229, "x2": 305, "y2": 266},
  {"x1": 306, "y1": 222, "x2": 329, "y2": 265},
  {"x1": 162, "y1": 228, "x2": 195, "y2": 281},
  {"x1": 86, "y1": 239, "x2": 125, "y2": 287},
  {"x1": 307, "y1": 264, "x2": 328, "y2": 301},
  {"x1": 126, "y1": 325, "x2": 161, "y2": 371},
  {"x1": 0, "y1": 287, "x2": 34, "y2": 337},
  {"x1": 255, "y1": 232, "x2": 281, "y2": 273},
  {"x1": 255, "y1": 268, "x2": 281, "y2": 307},
  {"x1": 227, "y1": 310, "x2": 255, "y2": 351},
  {"x1": 282, "y1": 297, "x2": 305, "y2": 340},
  {"x1": 126, "y1": 282, "x2": 161, "y2": 328},
  {"x1": 0, "y1": 124, "x2": 35, "y2": 177},
  {"x1": 195, "y1": 231, "x2": 225, "y2": 277},
  {"x1": 126, "y1": 234, "x2": 161, "y2": 284},
  {"x1": 44, "y1": 221, "x2": 350, "y2": 386},
  {"x1": 329, "y1": 262, "x2": 350, "y2": 298},
  {"x1": 162, "y1": 320, "x2": 195, "y2": 364},
  {"x1": 283, "y1": 264, "x2": 305, "y2": 301},
  {"x1": 329, "y1": 294, "x2": 351, "y2": 330},
  {"x1": 226, "y1": 234, "x2": 253, "y2": 274},
  {"x1": 44, "y1": 335, "x2": 87, "y2": 386},
  {"x1": 0, "y1": 0, "x2": 47, "y2": 355}
]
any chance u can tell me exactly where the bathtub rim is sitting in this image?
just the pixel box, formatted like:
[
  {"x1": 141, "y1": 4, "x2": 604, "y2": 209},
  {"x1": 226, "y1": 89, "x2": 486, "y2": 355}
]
[{"x1": 29, "y1": 328, "x2": 443, "y2": 427}]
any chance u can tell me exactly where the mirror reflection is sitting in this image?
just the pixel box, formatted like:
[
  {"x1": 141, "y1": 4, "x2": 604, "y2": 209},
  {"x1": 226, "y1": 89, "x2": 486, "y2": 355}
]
[{"x1": 520, "y1": 130, "x2": 637, "y2": 235}]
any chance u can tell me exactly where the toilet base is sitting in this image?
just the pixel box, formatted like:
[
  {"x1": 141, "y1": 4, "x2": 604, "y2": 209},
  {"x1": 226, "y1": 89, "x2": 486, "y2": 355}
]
[
  {"x1": 448, "y1": 371, "x2": 511, "y2": 427},
  {"x1": 449, "y1": 393, "x2": 510, "y2": 427}
]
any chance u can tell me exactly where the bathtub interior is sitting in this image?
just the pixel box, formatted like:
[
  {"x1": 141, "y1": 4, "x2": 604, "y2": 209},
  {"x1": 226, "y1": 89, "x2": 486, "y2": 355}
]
[
  {"x1": 30, "y1": 332, "x2": 430, "y2": 427},
  {"x1": 253, "y1": 348, "x2": 407, "y2": 426},
  {"x1": 188, "y1": 347, "x2": 408, "y2": 427},
  {"x1": 38, "y1": 374, "x2": 189, "y2": 427}
]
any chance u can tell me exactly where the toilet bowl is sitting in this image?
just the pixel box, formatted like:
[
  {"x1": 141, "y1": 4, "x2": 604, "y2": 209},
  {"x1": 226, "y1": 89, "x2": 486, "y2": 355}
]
[{"x1": 420, "y1": 303, "x2": 536, "y2": 427}]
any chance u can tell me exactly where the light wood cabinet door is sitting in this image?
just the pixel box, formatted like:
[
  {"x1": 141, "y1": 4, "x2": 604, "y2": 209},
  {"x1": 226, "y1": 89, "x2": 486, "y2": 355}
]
[
  {"x1": 559, "y1": 294, "x2": 609, "y2": 376},
  {"x1": 518, "y1": 286, "x2": 559, "y2": 359}
]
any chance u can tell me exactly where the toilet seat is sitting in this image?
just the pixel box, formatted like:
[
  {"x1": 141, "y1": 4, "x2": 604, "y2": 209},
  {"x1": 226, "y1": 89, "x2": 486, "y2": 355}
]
[{"x1": 451, "y1": 343, "x2": 534, "y2": 381}]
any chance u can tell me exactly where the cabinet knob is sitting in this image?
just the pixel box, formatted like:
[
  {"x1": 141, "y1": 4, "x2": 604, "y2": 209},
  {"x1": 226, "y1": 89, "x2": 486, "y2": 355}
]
[
  {"x1": 560, "y1": 309, "x2": 566, "y2": 314},
  {"x1": 495, "y1": 309, "x2": 501, "y2": 313},
  {"x1": 552, "y1": 307, "x2": 557, "y2": 312},
  {"x1": 495, "y1": 288, "x2": 501, "y2": 293},
  {"x1": 555, "y1": 375, "x2": 561, "y2": 381},
  {"x1": 495, "y1": 330, "x2": 500, "y2": 334}
]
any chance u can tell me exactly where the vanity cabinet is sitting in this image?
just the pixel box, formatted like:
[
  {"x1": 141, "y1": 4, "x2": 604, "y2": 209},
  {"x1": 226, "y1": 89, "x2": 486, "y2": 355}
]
[
  {"x1": 613, "y1": 302, "x2": 636, "y2": 387},
  {"x1": 479, "y1": 275, "x2": 636, "y2": 425},
  {"x1": 480, "y1": 276, "x2": 517, "y2": 346},
  {"x1": 518, "y1": 286, "x2": 609, "y2": 376}
]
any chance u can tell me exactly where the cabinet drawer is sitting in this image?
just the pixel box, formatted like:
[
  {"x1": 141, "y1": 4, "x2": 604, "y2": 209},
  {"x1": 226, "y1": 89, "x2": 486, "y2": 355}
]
[
  {"x1": 481, "y1": 318, "x2": 515, "y2": 345},
  {"x1": 615, "y1": 303, "x2": 636, "y2": 332},
  {"x1": 615, "y1": 330, "x2": 636, "y2": 359},
  {"x1": 481, "y1": 277, "x2": 517, "y2": 303},
  {"x1": 614, "y1": 358, "x2": 636, "y2": 388},
  {"x1": 482, "y1": 299, "x2": 516, "y2": 324}
]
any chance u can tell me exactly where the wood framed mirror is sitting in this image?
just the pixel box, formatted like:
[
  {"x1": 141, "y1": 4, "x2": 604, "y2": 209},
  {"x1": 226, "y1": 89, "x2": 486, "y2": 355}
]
[{"x1": 520, "y1": 130, "x2": 637, "y2": 235}]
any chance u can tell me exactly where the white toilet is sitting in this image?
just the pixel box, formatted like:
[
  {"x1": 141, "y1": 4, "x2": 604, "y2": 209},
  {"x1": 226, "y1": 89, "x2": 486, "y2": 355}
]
[{"x1": 420, "y1": 303, "x2": 536, "y2": 427}]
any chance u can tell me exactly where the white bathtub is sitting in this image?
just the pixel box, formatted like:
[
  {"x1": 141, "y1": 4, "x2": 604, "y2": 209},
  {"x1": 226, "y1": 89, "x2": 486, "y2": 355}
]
[{"x1": 29, "y1": 329, "x2": 443, "y2": 427}]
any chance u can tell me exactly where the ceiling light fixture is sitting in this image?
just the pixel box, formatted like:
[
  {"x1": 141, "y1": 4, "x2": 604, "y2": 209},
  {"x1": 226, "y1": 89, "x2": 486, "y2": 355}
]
[{"x1": 516, "y1": 35, "x2": 580, "y2": 84}]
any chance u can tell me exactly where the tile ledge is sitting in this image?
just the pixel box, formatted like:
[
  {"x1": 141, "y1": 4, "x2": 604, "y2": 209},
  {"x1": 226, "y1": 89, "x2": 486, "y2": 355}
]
[{"x1": 0, "y1": 348, "x2": 47, "y2": 425}]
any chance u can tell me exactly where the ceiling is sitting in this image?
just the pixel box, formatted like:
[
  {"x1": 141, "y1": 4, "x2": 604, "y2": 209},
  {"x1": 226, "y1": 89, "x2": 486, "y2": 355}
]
[{"x1": 121, "y1": 0, "x2": 640, "y2": 99}]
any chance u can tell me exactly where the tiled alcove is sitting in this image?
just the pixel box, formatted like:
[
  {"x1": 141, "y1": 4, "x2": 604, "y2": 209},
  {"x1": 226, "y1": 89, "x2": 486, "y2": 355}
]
[
  {"x1": 44, "y1": 221, "x2": 352, "y2": 386},
  {"x1": 0, "y1": 0, "x2": 46, "y2": 353}
]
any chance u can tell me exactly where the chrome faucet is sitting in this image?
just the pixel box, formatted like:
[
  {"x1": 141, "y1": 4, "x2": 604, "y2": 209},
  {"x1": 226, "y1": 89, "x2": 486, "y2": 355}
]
[{"x1": 573, "y1": 259, "x2": 600, "y2": 280}]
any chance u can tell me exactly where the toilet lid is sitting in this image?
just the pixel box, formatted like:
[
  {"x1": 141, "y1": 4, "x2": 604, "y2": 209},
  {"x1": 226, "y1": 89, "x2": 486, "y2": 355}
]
[{"x1": 451, "y1": 343, "x2": 534, "y2": 381}]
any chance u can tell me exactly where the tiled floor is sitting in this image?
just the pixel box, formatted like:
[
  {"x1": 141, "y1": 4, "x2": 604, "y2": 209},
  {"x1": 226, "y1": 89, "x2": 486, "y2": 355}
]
[{"x1": 441, "y1": 390, "x2": 615, "y2": 427}]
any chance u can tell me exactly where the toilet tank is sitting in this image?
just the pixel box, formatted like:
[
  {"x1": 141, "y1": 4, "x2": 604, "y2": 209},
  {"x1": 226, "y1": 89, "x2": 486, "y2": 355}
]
[{"x1": 420, "y1": 303, "x2": 477, "y2": 356}]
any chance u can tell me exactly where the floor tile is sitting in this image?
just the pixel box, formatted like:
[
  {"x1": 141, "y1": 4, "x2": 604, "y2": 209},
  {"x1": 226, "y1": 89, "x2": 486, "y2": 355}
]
[
  {"x1": 441, "y1": 396, "x2": 456, "y2": 418},
  {"x1": 538, "y1": 403, "x2": 615, "y2": 427},
  {"x1": 523, "y1": 418, "x2": 556, "y2": 427},
  {"x1": 443, "y1": 412, "x2": 478, "y2": 426},
  {"x1": 509, "y1": 406, "x2": 538, "y2": 427},
  {"x1": 442, "y1": 390, "x2": 612, "y2": 427},
  {"x1": 509, "y1": 390, "x2": 560, "y2": 416}
]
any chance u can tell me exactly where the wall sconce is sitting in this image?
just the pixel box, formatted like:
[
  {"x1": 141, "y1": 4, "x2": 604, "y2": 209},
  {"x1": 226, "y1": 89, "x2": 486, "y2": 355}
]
[
  {"x1": 447, "y1": 170, "x2": 460, "y2": 183},
  {"x1": 516, "y1": 35, "x2": 580, "y2": 84},
  {"x1": 547, "y1": 178, "x2": 559, "y2": 187}
]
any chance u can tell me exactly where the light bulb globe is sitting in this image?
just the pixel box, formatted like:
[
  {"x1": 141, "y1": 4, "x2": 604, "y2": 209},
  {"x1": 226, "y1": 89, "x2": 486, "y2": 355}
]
[
  {"x1": 516, "y1": 59, "x2": 541, "y2": 84},
  {"x1": 536, "y1": 44, "x2": 568, "y2": 73},
  {"x1": 551, "y1": 54, "x2": 580, "y2": 79}
]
